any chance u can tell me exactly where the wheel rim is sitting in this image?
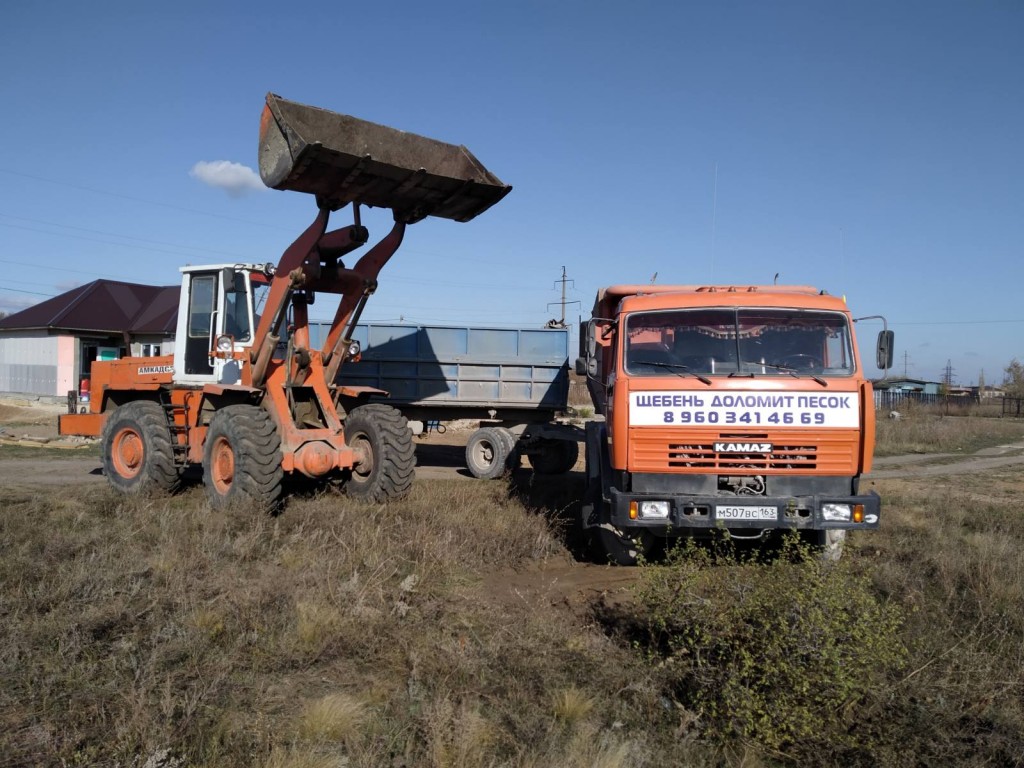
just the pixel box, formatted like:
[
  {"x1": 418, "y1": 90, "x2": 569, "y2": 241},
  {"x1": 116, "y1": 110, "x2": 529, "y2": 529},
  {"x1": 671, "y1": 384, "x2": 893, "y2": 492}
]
[
  {"x1": 111, "y1": 427, "x2": 144, "y2": 479},
  {"x1": 350, "y1": 433, "x2": 374, "y2": 481},
  {"x1": 210, "y1": 436, "x2": 236, "y2": 495},
  {"x1": 471, "y1": 439, "x2": 497, "y2": 469}
]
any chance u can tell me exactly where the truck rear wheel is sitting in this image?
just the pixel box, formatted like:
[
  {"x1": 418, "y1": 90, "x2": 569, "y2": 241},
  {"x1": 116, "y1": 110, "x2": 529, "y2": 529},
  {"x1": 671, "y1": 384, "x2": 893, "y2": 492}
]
[
  {"x1": 530, "y1": 438, "x2": 579, "y2": 475},
  {"x1": 344, "y1": 404, "x2": 415, "y2": 501},
  {"x1": 101, "y1": 400, "x2": 181, "y2": 494},
  {"x1": 465, "y1": 426, "x2": 515, "y2": 480},
  {"x1": 203, "y1": 404, "x2": 283, "y2": 512}
]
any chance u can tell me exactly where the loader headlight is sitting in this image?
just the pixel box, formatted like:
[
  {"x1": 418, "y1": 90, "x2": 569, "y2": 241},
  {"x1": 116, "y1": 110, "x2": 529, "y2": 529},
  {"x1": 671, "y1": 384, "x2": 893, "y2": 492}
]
[
  {"x1": 822, "y1": 503, "x2": 852, "y2": 522},
  {"x1": 216, "y1": 334, "x2": 233, "y2": 352},
  {"x1": 347, "y1": 340, "x2": 361, "y2": 359}
]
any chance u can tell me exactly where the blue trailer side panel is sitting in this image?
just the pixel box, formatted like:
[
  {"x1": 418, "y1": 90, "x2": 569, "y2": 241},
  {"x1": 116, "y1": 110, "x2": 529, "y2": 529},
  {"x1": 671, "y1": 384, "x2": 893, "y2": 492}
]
[{"x1": 309, "y1": 323, "x2": 570, "y2": 412}]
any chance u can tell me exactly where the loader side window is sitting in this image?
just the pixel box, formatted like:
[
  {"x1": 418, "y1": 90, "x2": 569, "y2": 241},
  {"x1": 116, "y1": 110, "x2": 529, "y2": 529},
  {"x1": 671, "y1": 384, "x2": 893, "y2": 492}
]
[
  {"x1": 224, "y1": 280, "x2": 251, "y2": 342},
  {"x1": 188, "y1": 275, "x2": 217, "y2": 337}
]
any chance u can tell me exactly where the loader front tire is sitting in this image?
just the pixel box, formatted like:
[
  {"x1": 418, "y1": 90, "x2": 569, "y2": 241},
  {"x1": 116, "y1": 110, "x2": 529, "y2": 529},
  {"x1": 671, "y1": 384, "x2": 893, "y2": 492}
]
[
  {"x1": 102, "y1": 400, "x2": 181, "y2": 494},
  {"x1": 203, "y1": 404, "x2": 283, "y2": 512},
  {"x1": 344, "y1": 404, "x2": 415, "y2": 502}
]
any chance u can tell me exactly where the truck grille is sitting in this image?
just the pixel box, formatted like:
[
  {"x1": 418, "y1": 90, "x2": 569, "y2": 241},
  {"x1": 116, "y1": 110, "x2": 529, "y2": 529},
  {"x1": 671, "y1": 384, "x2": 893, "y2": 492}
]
[{"x1": 629, "y1": 430, "x2": 858, "y2": 474}]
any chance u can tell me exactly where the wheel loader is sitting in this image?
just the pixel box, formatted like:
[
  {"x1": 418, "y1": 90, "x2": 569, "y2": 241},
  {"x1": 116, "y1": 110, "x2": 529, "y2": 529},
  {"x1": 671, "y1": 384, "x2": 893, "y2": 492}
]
[{"x1": 58, "y1": 93, "x2": 511, "y2": 509}]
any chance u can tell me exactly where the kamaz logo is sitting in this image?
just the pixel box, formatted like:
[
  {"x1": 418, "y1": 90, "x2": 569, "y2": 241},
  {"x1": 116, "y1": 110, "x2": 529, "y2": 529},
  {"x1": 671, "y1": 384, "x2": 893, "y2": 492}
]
[{"x1": 714, "y1": 442, "x2": 773, "y2": 453}]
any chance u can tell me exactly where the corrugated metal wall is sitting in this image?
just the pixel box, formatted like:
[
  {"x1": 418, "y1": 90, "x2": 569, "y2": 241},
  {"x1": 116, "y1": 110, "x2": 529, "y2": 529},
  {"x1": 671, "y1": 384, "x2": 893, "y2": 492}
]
[{"x1": 0, "y1": 332, "x2": 60, "y2": 395}]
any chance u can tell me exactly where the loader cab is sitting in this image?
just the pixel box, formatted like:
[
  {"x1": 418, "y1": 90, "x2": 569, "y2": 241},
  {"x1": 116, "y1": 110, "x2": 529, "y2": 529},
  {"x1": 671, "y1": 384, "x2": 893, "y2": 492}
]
[{"x1": 172, "y1": 264, "x2": 270, "y2": 386}]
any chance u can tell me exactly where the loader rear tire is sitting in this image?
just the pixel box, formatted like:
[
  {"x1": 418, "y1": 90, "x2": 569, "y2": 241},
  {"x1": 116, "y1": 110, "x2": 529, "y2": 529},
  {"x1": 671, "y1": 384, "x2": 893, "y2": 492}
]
[
  {"x1": 344, "y1": 404, "x2": 415, "y2": 502},
  {"x1": 102, "y1": 400, "x2": 181, "y2": 494},
  {"x1": 203, "y1": 404, "x2": 283, "y2": 512},
  {"x1": 530, "y1": 438, "x2": 579, "y2": 475}
]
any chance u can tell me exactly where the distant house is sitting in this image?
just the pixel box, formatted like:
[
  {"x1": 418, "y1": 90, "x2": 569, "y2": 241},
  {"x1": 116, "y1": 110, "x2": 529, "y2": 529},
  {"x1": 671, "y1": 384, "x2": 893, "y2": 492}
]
[
  {"x1": 873, "y1": 378, "x2": 942, "y2": 396},
  {"x1": 973, "y1": 385, "x2": 1006, "y2": 399},
  {"x1": 0, "y1": 280, "x2": 179, "y2": 398}
]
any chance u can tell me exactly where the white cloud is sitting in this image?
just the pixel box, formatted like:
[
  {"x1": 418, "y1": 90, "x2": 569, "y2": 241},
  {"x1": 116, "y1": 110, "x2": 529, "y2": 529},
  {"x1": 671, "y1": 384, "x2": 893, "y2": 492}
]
[{"x1": 189, "y1": 160, "x2": 266, "y2": 197}]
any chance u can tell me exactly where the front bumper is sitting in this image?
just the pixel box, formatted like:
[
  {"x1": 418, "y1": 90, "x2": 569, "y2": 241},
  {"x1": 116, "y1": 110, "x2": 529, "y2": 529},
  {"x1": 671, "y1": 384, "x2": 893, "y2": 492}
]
[{"x1": 595, "y1": 488, "x2": 881, "y2": 533}]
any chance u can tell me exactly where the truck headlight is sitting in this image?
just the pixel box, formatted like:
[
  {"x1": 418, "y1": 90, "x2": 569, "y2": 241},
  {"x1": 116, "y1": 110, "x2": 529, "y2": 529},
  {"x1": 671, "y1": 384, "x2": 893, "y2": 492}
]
[
  {"x1": 822, "y1": 503, "x2": 852, "y2": 522},
  {"x1": 639, "y1": 500, "x2": 671, "y2": 519}
]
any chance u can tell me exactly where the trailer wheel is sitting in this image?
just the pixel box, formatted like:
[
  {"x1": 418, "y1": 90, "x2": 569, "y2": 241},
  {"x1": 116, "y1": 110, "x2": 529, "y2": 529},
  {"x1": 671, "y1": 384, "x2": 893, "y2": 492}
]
[
  {"x1": 530, "y1": 438, "x2": 580, "y2": 475},
  {"x1": 589, "y1": 498, "x2": 662, "y2": 566},
  {"x1": 344, "y1": 404, "x2": 415, "y2": 501},
  {"x1": 802, "y1": 529, "x2": 846, "y2": 562},
  {"x1": 203, "y1": 404, "x2": 283, "y2": 512},
  {"x1": 496, "y1": 427, "x2": 522, "y2": 472},
  {"x1": 465, "y1": 427, "x2": 515, "y2": 480},
  {"x1": 102, "y1": 401, "x2": 181, "y2": 494}
]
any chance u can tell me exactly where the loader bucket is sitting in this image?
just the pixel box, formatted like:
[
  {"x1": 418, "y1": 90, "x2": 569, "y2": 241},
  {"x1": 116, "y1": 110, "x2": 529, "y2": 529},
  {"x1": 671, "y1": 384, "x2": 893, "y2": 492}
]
[{"x1": 259, "y1": 93, "x2": 511, "y2": 223}]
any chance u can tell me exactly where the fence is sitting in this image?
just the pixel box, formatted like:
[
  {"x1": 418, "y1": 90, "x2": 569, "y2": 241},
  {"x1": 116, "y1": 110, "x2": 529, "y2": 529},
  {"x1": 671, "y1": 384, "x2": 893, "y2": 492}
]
[{"x1": 1003, "y1": 397, "x2": 1024, "y2": 418}]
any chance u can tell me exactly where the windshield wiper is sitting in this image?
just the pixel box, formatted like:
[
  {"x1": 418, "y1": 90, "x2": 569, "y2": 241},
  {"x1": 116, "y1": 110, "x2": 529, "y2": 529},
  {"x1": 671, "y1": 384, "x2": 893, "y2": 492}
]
[
  {"x1": 632, "y1": 359, "x2": 712, "y2": 386},
  {"x1": 740, "y1": 360, "x2": 828, "y2": 387}
]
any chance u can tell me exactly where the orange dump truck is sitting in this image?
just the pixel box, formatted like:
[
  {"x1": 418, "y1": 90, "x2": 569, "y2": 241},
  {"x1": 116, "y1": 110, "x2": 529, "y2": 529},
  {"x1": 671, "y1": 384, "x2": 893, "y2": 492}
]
[{"x1": 575, "y1": 284, "x2": 893, "y2": 564}]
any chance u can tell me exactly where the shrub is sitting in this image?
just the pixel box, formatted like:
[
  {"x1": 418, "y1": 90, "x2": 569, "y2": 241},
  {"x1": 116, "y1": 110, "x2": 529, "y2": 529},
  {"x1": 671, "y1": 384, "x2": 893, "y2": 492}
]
[{"x1": 635, "y1": 540, "x2": 907, "y2": 761}]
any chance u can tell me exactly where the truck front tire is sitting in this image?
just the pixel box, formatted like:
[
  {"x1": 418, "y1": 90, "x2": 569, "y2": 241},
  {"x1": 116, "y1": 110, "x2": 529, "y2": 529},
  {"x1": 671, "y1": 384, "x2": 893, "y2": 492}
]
[{"x1": 586, "y1": 495, "x2": 662, "y2": 566}]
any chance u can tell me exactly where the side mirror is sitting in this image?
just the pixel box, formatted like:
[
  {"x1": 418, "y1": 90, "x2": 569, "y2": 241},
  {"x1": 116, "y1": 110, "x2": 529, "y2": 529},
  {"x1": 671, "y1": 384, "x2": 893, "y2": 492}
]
[
  {"x1": 585, "y1": 321, "x2": 598, "y2": 358},
  {"x1": 876, "y1": 330, "x2": 894, "y2": 370}
]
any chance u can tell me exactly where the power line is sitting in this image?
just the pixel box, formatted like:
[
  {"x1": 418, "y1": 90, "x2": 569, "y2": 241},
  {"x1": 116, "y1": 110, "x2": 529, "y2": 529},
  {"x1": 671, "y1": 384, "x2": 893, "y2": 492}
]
[{"x1": 0, "y1": 167, "x2": 291, "y2": 231}]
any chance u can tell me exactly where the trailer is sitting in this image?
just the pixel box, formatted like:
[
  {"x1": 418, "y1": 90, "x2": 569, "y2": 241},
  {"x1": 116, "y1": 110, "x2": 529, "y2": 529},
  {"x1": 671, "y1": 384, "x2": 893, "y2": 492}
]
[{"x1": 307, "y1": 322, "x2": 582, "y2": 478}]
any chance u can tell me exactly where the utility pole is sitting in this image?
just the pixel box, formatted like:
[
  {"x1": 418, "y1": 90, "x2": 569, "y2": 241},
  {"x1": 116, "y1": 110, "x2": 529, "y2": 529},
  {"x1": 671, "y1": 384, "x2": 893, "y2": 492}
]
[
  {"x1": 547, "y1": 266, "x2": 580, "y2": 328},
  {"x1": 903, "y1": 351, "x2": 911, "y2": 378},
  {"x1": 943, "y1": 359, "x2": 956, "y2": 389}
]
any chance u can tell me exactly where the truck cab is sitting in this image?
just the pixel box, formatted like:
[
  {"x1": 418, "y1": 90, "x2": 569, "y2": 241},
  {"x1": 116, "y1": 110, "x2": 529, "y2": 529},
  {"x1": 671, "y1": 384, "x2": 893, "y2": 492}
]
[{"x1": 577, "y1": 284, "x2": 893, "y2": 564}]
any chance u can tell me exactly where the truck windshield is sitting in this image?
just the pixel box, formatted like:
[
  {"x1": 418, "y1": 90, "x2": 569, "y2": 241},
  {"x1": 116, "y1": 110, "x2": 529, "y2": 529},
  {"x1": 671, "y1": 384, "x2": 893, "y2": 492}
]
[{"x1": 624, "y1": 308, "x2": 855, "y2": 377}]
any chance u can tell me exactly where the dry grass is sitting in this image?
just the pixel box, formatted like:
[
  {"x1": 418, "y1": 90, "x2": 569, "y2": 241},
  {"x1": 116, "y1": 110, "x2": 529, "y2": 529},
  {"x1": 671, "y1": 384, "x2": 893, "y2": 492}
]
[
  {"x1": 0, "y1": 480, "x2": 669, "y2": 767},
  {"x1": 3, "y1": 432, "x2": 1024, "y2": 766},
  {"x1": 874, "y1": 408, "x2": 1024, "y2": 456}
]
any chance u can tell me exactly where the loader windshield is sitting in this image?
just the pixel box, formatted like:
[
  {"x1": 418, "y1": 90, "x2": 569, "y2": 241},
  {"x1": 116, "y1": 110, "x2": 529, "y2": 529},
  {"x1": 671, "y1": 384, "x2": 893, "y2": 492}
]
[{"x1": 624, "y1": 308, "x2": 854, "y2": 377}]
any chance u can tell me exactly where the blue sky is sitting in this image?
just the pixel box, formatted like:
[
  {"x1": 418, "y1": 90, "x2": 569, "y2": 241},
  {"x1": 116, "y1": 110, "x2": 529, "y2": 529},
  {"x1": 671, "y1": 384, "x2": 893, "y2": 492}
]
[{"x1": 1, "y1": 1, "x2": 1021, "y2": 385}]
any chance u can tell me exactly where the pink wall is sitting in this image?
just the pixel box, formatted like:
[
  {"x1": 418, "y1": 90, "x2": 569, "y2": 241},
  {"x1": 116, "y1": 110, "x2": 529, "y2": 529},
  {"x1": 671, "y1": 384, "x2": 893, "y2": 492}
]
[{"x1": 57, "y1": 335, "x2": 76, "y2": 396}]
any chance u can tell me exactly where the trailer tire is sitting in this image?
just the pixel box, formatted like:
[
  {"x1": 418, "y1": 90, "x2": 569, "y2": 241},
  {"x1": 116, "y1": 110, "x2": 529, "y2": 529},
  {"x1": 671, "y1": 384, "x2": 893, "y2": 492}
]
[
  {"x1": 344, "y1": 404, "x2": 415, "y2": 501},
  {"x1": 465, "y1": 427, "x2": 515, "y2": 480},
  {"x1": 102, "y1": 400, "x2": 181, "y2": 494},
  {"x1": 590, "y1": 498, "x2": 663, "y2": 566},
  {"x1": 496, "y1": 427, "x2": 522, "y2": 472},
  {"x1": 203, "y1": 404, "x2": 283, "y2": 512},
  {"x1": 530, "y1": 438, "x2": 579, "y2": 475}
]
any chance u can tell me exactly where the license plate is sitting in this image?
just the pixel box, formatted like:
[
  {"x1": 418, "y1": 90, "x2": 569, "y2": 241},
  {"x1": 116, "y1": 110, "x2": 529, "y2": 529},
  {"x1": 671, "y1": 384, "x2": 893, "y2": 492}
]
[{"x1": 715, "y1": 505, "x2": 777, "y2": 521}]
